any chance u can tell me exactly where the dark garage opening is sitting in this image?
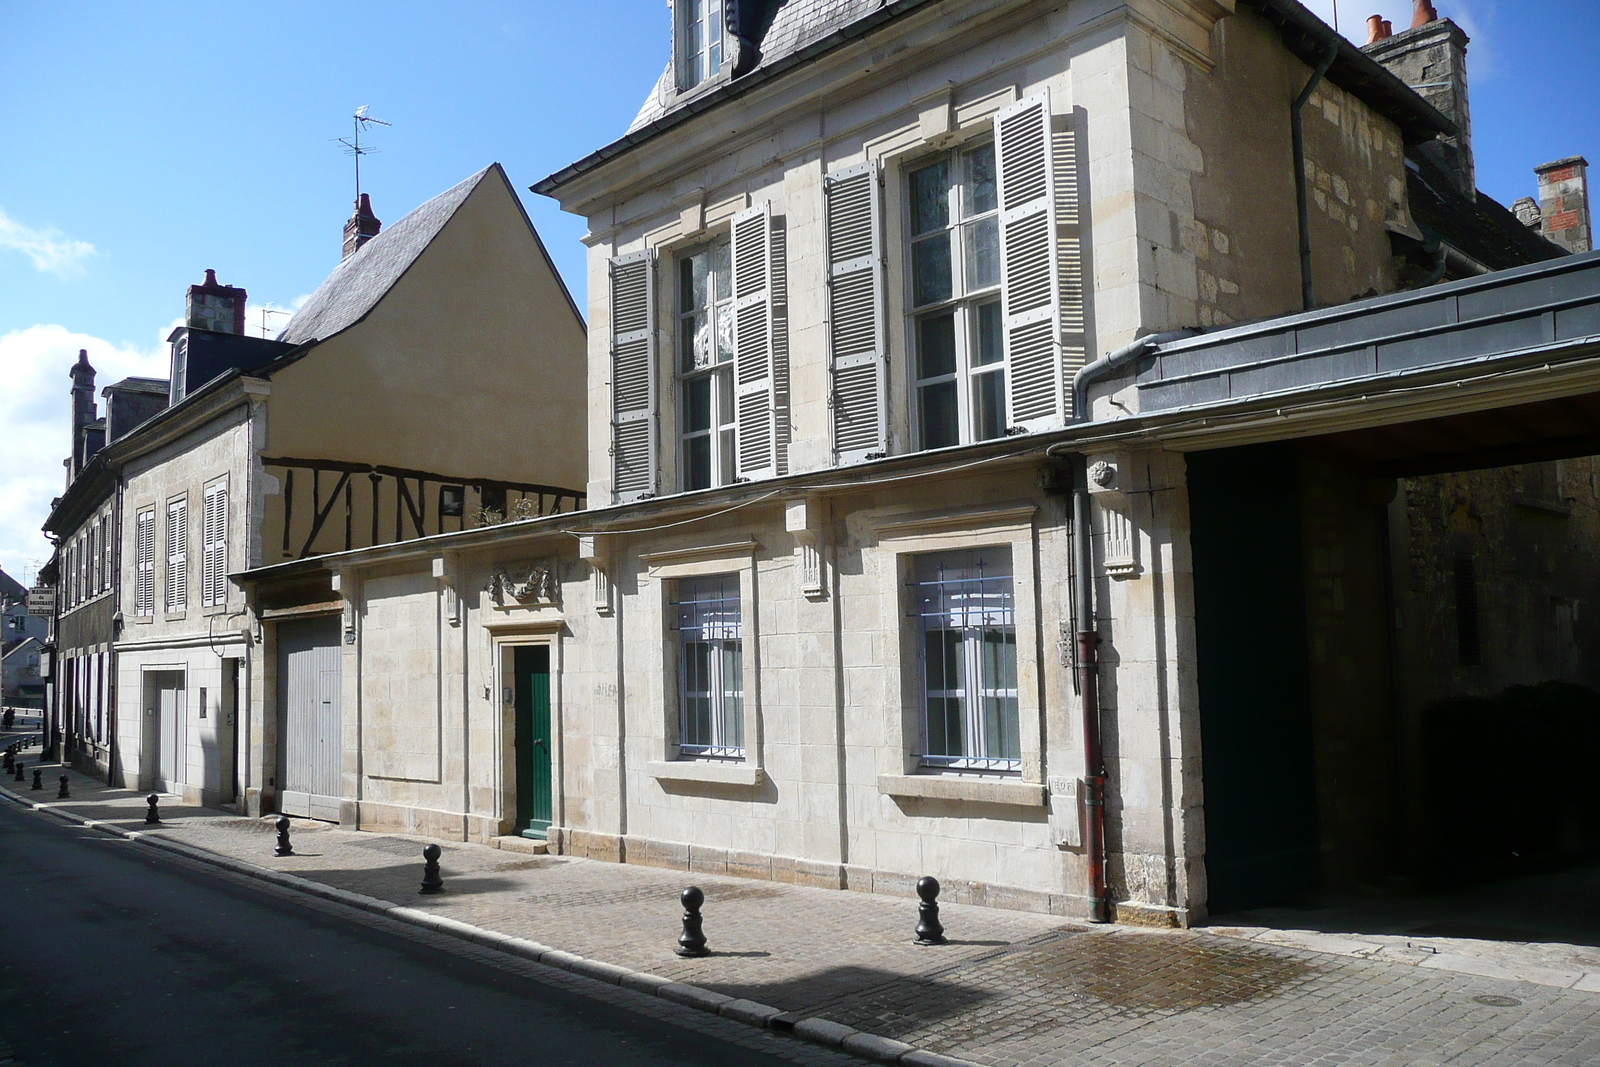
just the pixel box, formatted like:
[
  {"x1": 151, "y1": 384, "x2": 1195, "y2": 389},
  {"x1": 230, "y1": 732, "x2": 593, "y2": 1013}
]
[{"x1": 1190, "y1": 392, "x2": 1600, "y2": 917}]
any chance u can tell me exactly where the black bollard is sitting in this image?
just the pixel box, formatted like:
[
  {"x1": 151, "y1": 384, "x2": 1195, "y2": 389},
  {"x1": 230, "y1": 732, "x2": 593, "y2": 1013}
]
[
  {"x1": 676, "y1": 886, "x2": 710, "y2": 958},
  {"x1": 12, "y1": 761, "x2": 22, "y2": 783},
  {"x1": 31, "y1": 769, "x2": 42, "y2": 792},
  {"x1": 419, "y1": 843, "x2": 444, "y2": 894},
  {"x1": 274, "y1": 815, "x2": 294, "y2": 857},
  {"x1": 145, "y1": 793, "x2": 161, "y2": 825},
  {"x1": 57, "y1": 775, "x2": 69, "y2": 799},
  {"x1": 914, "y1": 876, "x2": 947, "y2": 945},
  {"x1": 3, "y1": 750, "x2": 12, "y2": 772}
]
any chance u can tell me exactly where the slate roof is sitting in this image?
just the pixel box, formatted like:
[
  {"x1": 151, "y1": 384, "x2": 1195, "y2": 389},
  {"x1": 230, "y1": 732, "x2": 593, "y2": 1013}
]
[
  {"x1": 279, "y1": 166, "x2": 492, "y2": 344},
  {"x1": 540, "y1": 0, "x2": 1448, "y2": 195},
  {"x1": 0, "y1": 568, "x2": 26, "y2": 601},
  {"x1": 629, "y1": 0, "x2": 883, "y2": 133},
  {"x1": 1406, "y1": 151, "x2": 1567, "y2": 272}
]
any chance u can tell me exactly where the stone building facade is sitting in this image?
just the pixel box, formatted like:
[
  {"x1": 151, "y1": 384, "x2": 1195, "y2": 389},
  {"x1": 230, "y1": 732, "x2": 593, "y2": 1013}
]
[{"x1": 105, "y1": 165, "x2": 587, "y2": 812}]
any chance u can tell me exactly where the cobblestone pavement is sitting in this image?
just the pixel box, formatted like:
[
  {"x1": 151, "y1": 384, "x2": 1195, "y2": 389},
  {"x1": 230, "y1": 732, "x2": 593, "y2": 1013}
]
[{"x1": 10, "y1": 765, "x2": 1600, "y2": 1067}]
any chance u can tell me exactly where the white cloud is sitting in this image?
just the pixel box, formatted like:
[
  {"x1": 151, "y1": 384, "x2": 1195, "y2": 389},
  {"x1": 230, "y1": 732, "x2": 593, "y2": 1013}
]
[
  {"x1": 0, "y1": 207, "x2": 96, "y2": 278},
  {"x1": 0, "y1": 325, "x2": 167, "y2": 583},
  {"x1": 244, "y1": 293, "x2": 311, "y2": 338}
]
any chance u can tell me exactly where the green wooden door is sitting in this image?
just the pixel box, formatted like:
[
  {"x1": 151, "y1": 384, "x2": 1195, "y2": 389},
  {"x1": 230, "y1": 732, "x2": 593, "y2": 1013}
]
[{"x1": 513, "y1": 645, "x2": 552, "y2": 838}]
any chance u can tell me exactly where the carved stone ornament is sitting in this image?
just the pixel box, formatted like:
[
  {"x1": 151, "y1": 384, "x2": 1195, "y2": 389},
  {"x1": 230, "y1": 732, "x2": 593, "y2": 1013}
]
[
  {"x1": 1088, "y1": 461, "x2": 1116, "y2": 488},
  {"x1": 483, "y1": 557, "x2": 561, "y2": 608}
]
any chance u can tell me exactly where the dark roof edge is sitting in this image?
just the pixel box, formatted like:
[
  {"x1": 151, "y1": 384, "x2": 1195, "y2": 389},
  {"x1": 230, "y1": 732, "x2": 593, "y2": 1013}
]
[
  {"x1": 42, "y1": 455, "x2": 116, "y2": 536},
  {"x1": 532, "y1": 0, "x2": 942, "y2": 197},
  {"x1": 1240, "y1": 0, "x2": 1454, "y2": 143},
  {"x1": 492, "y1": 163, "x2": 587, "y2": 327}
]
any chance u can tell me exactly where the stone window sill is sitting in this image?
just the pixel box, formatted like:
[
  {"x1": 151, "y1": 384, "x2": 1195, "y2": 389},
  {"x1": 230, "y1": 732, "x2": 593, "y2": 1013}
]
[
  {"x1": 646, "y1": 760, "x2": 765, "y2": 787},
  {"x1": 878, "y1": 773, "x2": 1047, "y2": 807}
]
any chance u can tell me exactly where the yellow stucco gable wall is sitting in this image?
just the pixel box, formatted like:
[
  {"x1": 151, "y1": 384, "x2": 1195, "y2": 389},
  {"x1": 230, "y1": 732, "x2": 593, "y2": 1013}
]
[{"x1": 265, "y1": 166, "x2": 588, "y2": 491}]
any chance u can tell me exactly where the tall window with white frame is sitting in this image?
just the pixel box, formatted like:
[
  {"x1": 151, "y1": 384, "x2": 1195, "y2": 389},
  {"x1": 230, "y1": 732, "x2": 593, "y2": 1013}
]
[
  {"x1": 677, "y1": 240, "x2": 737, "y2": 491},
  {"x1": 907, "y1": 143, "x2": 1005, "y2": 450},
  {"x1": 677, "y1": 0, "x2": 723, "y2": 90},
  {"x1": 673, "y1": 574, "x2": 744, "y2": 759},
  {"x1": 911, "y1": 548, "x2": 1019, "y2": 771}
]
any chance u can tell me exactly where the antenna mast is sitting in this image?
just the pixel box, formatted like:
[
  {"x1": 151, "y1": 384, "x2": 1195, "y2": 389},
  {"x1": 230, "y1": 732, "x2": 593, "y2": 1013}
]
[{"x1": 337, "y1": 106, "x2": 392, "y2": 201}]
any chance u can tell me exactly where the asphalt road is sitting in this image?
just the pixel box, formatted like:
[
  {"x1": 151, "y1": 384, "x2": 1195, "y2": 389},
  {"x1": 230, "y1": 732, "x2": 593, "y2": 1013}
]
[{"x1": 0, "y1": 799, "x2": 830, "y2": 1067}]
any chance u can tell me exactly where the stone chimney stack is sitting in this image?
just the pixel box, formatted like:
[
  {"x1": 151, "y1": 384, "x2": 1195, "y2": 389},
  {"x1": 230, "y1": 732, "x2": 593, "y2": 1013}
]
[
  {"x1": 342, "y1": 193, "x2": 381, "y2": 259},
  {"x1": 185, "y1": 269, "x2": 247, "y2": 335},
  {"x1": 1534, "y1": 157, "x2": 1592, "y2": 255},
  {"x1": 69, "y1": 349, "x2": 97, "y2": 477},
  {"x1": 1363, "y1": 7, "x2": 1475, "y2": 198}
]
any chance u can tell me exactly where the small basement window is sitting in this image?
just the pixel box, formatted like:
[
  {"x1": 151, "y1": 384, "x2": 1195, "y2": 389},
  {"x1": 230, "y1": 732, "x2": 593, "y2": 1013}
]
[{"x1": 439, "y1": 484, "x2": 465, "y2": 518}]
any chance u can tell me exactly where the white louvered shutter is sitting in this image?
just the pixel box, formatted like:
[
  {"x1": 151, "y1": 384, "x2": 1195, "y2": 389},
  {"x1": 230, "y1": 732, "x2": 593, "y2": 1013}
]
[
  {"x1": 1053, "y1": 115, "x2": 1088, "y2": 411},
  {"x1": 166, "y1": 499, "x2": 187, "y2": 610},
  {"x1": 995, "y1": 90, "x2": 1065, "y2": 432},
  {"x1": 824, "y1": 161, "x2": 887, "y2": 464},
  {"x1": 202, "y1": 483, "x2": 227, "y2": 607},
  {"x1": 136, "y1": 510, "x2": 155, "y2": 615},
  {"x1": 731, "y1": 202, "x2": 777, "y2": 480},
  {"x1": 609, "y1": 251, "x2": 658, "y2": 502}
]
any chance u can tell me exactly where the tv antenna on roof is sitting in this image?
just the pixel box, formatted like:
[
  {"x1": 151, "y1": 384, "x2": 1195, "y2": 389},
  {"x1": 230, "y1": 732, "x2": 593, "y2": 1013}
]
[
  {"x1": 336, "y1": 105, "x2": 392, "y2": 201},
  {"x1": 256, "y1": 306, "x2": 290, "y2": 338}
]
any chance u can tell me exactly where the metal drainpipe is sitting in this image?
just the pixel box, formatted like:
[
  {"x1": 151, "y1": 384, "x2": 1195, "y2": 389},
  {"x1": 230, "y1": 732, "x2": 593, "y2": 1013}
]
[
  {"x1": 1072, "y1": 463, "x2": 1109, "y2": 922},
  {"x1": 1292, "y1": 42, "x2": 1340, "y2": 313},
  {"x1": 1054, "y1": 329, "x2": 1194, "y2": 923}
]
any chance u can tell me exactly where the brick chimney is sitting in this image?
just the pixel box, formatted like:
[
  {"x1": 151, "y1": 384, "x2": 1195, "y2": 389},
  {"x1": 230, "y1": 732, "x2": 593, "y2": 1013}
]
[
  {"x1": 1363, "y1": 9, "x2": 1475, "y2": 198},
  {"x1": 185, "y1": 269, "x2": 247, "y2": 335},
  {"x1": 69, "y1": 349, "x2": 97, "y2": 477},
  {"x1": 343, "y1": 193, "x2": 381, "y2": 259},
  {"x1": 1535, "y1": 157, "x2": 1592, "y2": 254}
]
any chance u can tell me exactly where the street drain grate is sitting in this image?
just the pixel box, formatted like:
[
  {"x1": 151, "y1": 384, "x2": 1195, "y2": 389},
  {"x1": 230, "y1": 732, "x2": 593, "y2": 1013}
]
[
  {"x1": 1472, "y1": 994, "x2": 1522, "y2": 1007},
  {"x1": 351, "y1": 837, "x2": 455, "y2": 858}
]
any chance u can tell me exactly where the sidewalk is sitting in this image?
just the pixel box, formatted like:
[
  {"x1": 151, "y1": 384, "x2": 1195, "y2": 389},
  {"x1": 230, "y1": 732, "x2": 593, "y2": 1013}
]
[{"x1": 6, "y1": 763, "x2": 1600, "y2": 1067}]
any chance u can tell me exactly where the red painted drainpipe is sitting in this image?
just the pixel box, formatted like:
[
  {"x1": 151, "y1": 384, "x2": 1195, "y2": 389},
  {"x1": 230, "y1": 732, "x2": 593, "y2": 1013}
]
[{"x1": 1073, "y1": 476, "x2": 1109, "y2": 923}]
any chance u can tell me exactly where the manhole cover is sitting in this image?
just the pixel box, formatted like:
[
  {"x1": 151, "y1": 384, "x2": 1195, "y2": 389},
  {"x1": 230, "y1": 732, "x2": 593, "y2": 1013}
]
[{"x1": 1472, "y1": 994, "x2": 1522, "y2": 1007}]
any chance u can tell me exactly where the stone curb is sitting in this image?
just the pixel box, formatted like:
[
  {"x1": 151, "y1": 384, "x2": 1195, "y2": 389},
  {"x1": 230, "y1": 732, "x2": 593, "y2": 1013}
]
[{"x1": 0, "y1": 784, "x2": 981, "y2": 1067}]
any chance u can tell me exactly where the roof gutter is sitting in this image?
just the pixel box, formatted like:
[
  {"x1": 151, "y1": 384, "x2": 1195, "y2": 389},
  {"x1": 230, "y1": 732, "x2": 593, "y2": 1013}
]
[{"x1": 1071, "y1": 331, "x2": 1197, "y2": 423}]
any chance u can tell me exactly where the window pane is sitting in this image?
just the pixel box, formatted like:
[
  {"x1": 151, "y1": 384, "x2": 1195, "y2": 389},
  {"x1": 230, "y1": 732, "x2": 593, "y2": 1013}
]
[
  {"x1": 974, "y1": 301, "x2": 1003, "y2": 365},
  {"x1": 925, "y1": 628, "x2": 964, "y2": 692},
  {"x1": 911, "y1": 234, "x2": 952, "y2": 306},
  {"x1": 715, "y1": 299, "x2": 734, "y2": 363},
  {"x1": 926, "y1": 697, "x2": 963, "y2": 758},
  {"x1": 720, "y1": 428, "x2": 735, "y2": 486},
  {"x1": 709, "y1": 241, "x2": 730, "y2": 301},
  {"x1": 909, "y1": 159, "x2": 949, "y2": 235},
  {"x1": 679, "y1": 254, "x2": 698, "y2": 314},
  {"x1": 721, "y1": 641, "x2": 743, "y2": 749},
  {"x1": 919, "y1": 380, "x2": 959, "y2": 450},
  {"x1": 963, "y1": 143, "x2": 996, "y2": 216},
  {"x1": 679, "y1": 312, "x2": 702, "y2": 372},
  {"x1": 684, "y1": 375, "x2": 712, "y2": 431},
  {"x1": 975, "y1": 368, "x2": 1006, "y2": 441},
  {"x1": 707, "y1": 1, "x2": 722, "y2": 74},
  {"x1": 916, "y1": 312, "x2": 957, "y2": 379},
  {"x1": 965, "y1": 216, "x2": 999, "y2": 289},
  {"x1": 684, "y1": 435, "x2": 711, "y2": 490},
  {"x1": 717, "y1": 370, "x2": 735, "y2": 427}
]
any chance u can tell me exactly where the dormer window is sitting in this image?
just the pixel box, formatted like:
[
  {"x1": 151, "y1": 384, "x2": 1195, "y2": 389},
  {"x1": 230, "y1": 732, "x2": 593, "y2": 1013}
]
[{"x1": 678, "y1": 0, "x2": 723, "y2": 90}]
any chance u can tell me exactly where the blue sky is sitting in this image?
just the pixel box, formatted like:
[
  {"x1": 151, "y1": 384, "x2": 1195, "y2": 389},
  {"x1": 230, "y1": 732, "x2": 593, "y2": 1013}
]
[{"x1": 1, "y1": 0, "x2": 1597, "y2": 581}]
